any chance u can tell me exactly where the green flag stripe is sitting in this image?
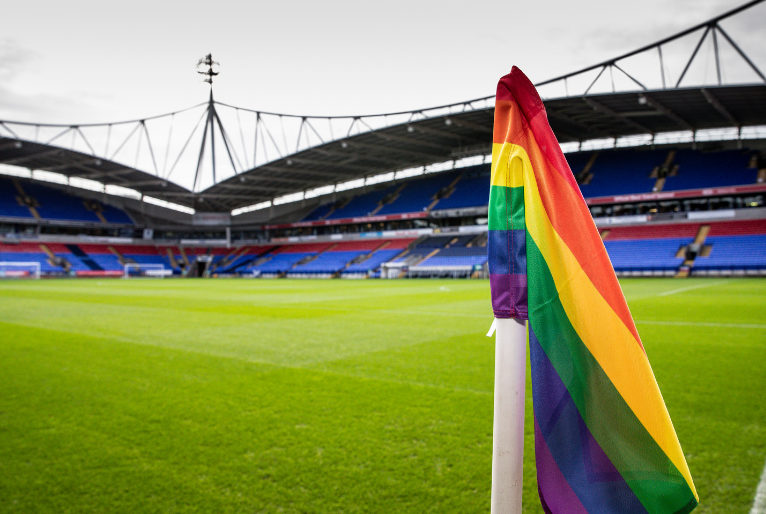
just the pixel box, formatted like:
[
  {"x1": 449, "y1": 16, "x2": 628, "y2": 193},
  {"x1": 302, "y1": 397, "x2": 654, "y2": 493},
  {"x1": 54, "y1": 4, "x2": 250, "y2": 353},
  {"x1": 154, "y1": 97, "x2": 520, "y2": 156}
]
[
  {"x1": 526, "y1": 236, "x2": 698, "y2": 514},
  {"x1": 488, "y1": 185, "x2": 525, "y2": 231}
]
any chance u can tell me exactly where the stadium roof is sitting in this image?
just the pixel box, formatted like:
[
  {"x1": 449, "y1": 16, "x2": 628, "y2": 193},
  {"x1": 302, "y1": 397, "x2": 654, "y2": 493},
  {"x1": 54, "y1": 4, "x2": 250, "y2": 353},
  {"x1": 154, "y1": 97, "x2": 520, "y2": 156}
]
[
  {"x1": 204, "y1": 84, "x2": 766, "y2": 212},
  {"x1": 1, "y1": 0, "x2": 765, "y2": 213}
]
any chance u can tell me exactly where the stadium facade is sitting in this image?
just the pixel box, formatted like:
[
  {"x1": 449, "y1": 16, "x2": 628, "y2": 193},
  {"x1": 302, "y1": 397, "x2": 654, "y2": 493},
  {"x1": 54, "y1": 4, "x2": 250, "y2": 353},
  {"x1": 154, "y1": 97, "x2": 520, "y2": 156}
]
[{"x1": 1, "y1": 1, "x2": 766, "y2": 278}]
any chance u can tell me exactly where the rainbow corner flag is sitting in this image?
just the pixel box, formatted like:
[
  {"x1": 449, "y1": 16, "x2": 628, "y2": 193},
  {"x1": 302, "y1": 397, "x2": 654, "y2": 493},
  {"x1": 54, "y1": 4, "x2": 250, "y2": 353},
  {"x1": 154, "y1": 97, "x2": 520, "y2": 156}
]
[{"x1": 488, "y1": 67, "x2": 698, "y2": 514}]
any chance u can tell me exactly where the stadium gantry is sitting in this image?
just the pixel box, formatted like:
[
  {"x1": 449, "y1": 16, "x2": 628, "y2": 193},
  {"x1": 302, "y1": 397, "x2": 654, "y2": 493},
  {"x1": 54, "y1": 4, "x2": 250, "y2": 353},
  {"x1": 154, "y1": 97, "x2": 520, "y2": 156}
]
[{"x1": 1, "y1": 0, "x2": 766, "y2": 279}]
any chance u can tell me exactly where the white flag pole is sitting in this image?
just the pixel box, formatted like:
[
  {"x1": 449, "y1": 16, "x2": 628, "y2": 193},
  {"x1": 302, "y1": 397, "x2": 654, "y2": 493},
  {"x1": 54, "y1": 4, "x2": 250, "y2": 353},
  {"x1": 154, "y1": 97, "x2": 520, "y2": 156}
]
[{"x1": 490, "y1": 317, "x2": 527, "y2": 514}]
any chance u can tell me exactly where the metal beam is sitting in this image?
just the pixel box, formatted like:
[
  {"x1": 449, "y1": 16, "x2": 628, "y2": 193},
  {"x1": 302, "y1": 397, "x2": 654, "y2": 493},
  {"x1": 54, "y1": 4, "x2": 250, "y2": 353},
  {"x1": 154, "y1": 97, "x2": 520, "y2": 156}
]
[
  {"x1": 366, "y1": 129, "x2": 454, "y2": 153},
  {"x1": 448, "y1": 117, "x2": 494, "y2": 134},
  {"x1": 545, "y1": 108, "x2": 604, "y2": 140},
  {"x1": 215, "y1": 182, "x2": 291, "y2": 193},
  {"x1": 354, "y1": 137, "x2": 448, "y2": 162},
  {"x1": 280, "y1": 155, "x2": 375, "y2": 174},
  {"x1": 638, "y1": 94, "x2": 694, "y2": 131},
  {"x1": 0, "y1": 147, "x2": 62, "y2": 165},
  {"x1": 700, "y1": 88, "x2": 739, "y2": 126},
  {"x1": 582, "y1": 97, "x2": 653, "y2": 134},
  {"x1": 39, "y1": 157, "x2": 104, "y2": 173},
  {"x1": 309, "y1": 145, "x2": 404, "y2": 167}
]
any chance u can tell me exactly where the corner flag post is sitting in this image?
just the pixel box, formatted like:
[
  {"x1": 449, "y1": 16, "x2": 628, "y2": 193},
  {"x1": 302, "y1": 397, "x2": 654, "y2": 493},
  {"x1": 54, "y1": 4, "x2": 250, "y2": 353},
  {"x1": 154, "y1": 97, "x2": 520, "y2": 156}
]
[{"x1": 490, "y1": 317, "x2": 527, "y2": 514}]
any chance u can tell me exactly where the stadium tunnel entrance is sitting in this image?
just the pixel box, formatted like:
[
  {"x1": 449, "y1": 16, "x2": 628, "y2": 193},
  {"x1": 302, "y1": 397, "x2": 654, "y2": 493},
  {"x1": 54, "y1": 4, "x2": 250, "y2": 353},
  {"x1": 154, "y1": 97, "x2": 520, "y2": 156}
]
[{"x1": 190, "y1": 255, "x2": 213, "y2": 278}]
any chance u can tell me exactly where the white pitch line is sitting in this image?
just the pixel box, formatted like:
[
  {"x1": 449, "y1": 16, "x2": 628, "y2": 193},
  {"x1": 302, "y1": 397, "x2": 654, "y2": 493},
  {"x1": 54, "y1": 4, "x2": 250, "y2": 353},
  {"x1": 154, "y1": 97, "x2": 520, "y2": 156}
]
[
  {"x1": 750, "y1": 458, "x2": 766, "y2": 514},
  {"x1": 657, "y1": 280, "x2": 730, "y2": 297},
  {"x1": 635, "y1": 320, "x2": 766, "y2": 330}
]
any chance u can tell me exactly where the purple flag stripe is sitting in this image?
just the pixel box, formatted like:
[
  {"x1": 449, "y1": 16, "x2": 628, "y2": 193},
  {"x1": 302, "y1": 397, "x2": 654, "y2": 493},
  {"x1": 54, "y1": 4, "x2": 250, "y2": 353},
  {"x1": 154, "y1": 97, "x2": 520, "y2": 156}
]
[
  {"x1": 534, "y1": 416, "x2": 589, "y2": 514},
  {"x1": 490, "y1": 273, "x2": 528, "y2": 319},
  {"x1": 529, "y1": 328, "x2": 649, "y2": 514}
]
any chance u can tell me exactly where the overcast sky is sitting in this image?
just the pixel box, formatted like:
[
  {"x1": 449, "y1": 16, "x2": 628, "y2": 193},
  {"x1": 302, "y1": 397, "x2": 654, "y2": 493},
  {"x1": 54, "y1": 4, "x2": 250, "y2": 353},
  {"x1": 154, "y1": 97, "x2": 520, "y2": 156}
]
[{"x1": 2, "y1": 0, "x2": 765, "y2": 126}]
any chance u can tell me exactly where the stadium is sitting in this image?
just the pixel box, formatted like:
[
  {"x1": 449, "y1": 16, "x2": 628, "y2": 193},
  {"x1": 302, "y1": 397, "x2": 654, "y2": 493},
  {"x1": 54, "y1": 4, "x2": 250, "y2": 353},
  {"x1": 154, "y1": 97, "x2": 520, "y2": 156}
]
[{"x1": 0, "y1": 2, "x2": 765, "y2": 513}]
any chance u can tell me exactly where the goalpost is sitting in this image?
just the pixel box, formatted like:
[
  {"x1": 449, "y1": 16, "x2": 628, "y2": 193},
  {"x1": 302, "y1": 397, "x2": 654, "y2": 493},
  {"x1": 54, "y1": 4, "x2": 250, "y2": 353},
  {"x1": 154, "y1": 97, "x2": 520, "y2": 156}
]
[
  {"x1": 123, "y1": 263, "x2": 171, "y2": 278},
  {"x1": 0, "y1": 261, "x2": 41, "y2": 279}
]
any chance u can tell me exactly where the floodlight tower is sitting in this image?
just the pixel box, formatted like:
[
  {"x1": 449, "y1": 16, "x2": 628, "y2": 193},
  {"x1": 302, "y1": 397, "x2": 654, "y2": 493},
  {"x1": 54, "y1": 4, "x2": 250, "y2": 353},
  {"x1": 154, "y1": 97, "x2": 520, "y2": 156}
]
[
  {"x1": 193, "y1": 54, "x2": 239, "y2": 200},
  {"x1": 197, "y1": 54, "x2": 219, "y2": 86}
]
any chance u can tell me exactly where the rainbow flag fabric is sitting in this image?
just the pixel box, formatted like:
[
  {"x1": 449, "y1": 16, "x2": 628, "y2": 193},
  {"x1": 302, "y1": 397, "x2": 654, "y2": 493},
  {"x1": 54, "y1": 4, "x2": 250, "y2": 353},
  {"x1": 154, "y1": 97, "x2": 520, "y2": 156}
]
[{"x1": 488, "y1": 67, "x2": 698, "y2": 514}]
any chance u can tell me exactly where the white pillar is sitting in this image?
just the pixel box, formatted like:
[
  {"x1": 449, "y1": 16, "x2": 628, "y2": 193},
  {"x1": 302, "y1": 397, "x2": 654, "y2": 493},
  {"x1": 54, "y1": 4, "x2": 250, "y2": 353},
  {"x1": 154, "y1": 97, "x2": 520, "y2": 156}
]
[{"x1": 491, "y1": 317, "x2": 527, "y2": 514}]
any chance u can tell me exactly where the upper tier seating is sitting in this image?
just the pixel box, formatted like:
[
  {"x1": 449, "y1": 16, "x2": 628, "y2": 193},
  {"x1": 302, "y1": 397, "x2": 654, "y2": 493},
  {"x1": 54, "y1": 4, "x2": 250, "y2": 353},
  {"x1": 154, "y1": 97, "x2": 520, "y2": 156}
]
[
  {"x1": 0, "y1": 177, "x2": 133, "y2": 224},
  {"x1": 433, "y1": 166, "x2": 490, "y2": 211},
  {"x1": 664, "y1": 150, "x2": 756, "y2": 191},
  {"x1": 377, "y1": 171, "x2": 460, "y2": 215},
  {"x1": 323, "y1": 185, "x2": 399, "y2": 219},
  {"x1": 302, "y1": 203, "x2": 336, "y2": 221},
  {"x1": 577, "y1": 150, "x2": 659, "y2": 198},
  {"x1": 301, "y1": 147, "x2": 759, "y2": 220},
  {"x1": 0, "y1": 177, "x2": 35, "y2": 219}
]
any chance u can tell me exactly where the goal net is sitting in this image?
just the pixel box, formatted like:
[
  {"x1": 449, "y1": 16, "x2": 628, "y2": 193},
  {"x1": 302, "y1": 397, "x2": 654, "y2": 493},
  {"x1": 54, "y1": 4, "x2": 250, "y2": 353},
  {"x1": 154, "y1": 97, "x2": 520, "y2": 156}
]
[
  {"x1": 123, "y1": 263, "x2": 171, "y2": 278},
  {"x1": 0, "y1": 261, "x2": 41, "y2": 279}
]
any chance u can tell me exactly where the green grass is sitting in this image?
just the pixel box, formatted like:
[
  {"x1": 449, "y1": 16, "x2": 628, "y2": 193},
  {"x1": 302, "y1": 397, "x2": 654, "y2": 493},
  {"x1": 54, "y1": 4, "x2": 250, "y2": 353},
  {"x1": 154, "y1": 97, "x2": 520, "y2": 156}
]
[{"x1": 0, "y1": 278, "x2": 764, "y2": 513}]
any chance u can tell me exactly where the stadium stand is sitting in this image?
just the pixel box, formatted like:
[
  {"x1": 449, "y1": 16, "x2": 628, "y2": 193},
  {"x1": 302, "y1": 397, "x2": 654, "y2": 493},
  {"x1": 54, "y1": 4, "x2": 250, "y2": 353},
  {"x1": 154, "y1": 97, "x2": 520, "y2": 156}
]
[
  {"x1": 693, "y1": 220, "x2": 766, "y2": 274},
  {"x1": 342, "y1": 238, "x2": 415, "y2": 276},
  {"x1": 0, "y1": 177, "x2": 36, "y2": 219},
  {"x1": 250, "y1": 242, "x2": 333, "y2": 275},
  {"x1": 432, "y1": 166, "x2": 490, "y2": 211},
  {"x1": 290, "y1": 240, "x2": 384, "y2": 275},
  {"x1": 603, "y1": 238, "x2": 689, "y2": 272},
  {"x1": 323, "y1": 185, "x2": 400, "y2": 219},
  {"x1": 0, "y1": 176, "x2": 133, "y2": 224},
  {"x1": 414, "y1": 246, "x2": 488, "y2": 268},
  {"x1": 1, "y1": 143, "x2": 765, "y2": 279},
  {"x1": 664, "y1": 150, "x2": 756, "y2": 191},
  {"x1": 299, "y1": 147, "x2": 761, "y2": 224},
  {"x1": 377, "y1": 171, "x2": 460, "y2": 215},
  {"x1": 577, "y1": 150, "x2": 663, "y2": 198}
]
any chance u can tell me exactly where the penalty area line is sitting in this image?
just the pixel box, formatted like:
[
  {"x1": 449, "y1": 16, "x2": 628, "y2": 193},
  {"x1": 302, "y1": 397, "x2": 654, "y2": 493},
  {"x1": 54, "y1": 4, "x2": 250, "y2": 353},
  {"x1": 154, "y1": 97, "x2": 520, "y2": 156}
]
[
  {"x1": 751, "y1": 457, "x2": 766, "y2": 514},
  {"x1": 634, "y1": 320, "x2": 766, "y2": 330},
  {"x1": 657, "y1": 280, "x2": 730, "y2": 297}
]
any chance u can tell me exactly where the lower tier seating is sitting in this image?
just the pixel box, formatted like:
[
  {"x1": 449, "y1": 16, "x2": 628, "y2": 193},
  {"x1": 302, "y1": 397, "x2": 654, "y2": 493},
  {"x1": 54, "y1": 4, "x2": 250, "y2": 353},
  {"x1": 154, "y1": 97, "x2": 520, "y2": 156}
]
[
  {"x1": 693, "y1": 235, "x2": 766, "y2": 271},
  {"x1": 603, "y1": 238, "x2": 689, "y2": 271}
]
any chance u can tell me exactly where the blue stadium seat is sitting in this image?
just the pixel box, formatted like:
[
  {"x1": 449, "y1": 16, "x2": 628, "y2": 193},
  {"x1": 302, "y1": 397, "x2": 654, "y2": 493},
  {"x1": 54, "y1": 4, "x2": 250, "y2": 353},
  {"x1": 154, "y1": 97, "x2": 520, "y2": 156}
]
[
  {"x1": 577, "y1": 149, "x2": 658, "y2": 198},
  {"x1": 664, "y1": 150, "x2": 756, "y2": 191},
  {"x1": 603, "y1": 238, "x2": 689, "y2": 271},
  {"x1": 694, "y1": 235, "x2": 766, "y2": 270},
  {"x1": 325, "y1": 185, "x2": 399, "y2": 219},
  {"x1": 290, "y1": 251, "x2": 364, "y2": 274},
  {"x1": 0, "y1": 177, "x2": 35, "y2": 219},
  {"x1": 433, "y1": 166, "x2": 490, "y2": 210},
  {"x1": 343, "y1": 249, "x2": 401, "y2": 273},
  {"x1": 377, "y1": 171, "x2": 460, "y2": 215},
  {"x1": 253, "y1": 253, "x2": 313, "y2": 273}
]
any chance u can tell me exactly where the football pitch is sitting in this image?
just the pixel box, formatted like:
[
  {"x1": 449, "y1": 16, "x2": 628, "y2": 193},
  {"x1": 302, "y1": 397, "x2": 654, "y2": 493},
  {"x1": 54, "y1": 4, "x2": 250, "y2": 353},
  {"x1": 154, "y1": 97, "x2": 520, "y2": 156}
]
[{"x1": 0, "y1": 278, "x2": 764, "y2": 513}]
